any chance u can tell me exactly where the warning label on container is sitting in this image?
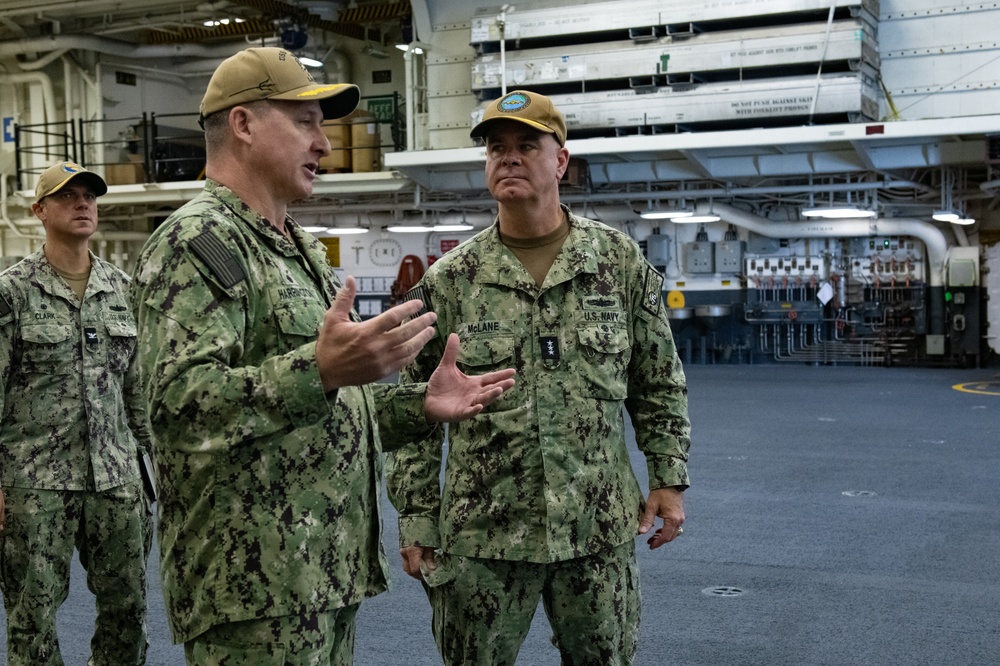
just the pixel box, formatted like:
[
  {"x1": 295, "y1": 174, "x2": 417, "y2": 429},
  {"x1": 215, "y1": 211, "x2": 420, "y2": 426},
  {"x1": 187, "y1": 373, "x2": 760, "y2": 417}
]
[{"x1": 732, "y1": 96, "x2": 813, "y2": 116}]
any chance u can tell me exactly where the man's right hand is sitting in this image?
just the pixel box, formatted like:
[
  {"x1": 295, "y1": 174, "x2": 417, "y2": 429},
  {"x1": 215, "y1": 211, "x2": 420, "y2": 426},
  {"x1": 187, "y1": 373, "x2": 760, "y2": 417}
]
[
  {"x1": 316, "y1": 276, "x2": 437, "y2": 392},
  {"x1": 400, "y1": 544, "x2": 438, "y2": 581}
]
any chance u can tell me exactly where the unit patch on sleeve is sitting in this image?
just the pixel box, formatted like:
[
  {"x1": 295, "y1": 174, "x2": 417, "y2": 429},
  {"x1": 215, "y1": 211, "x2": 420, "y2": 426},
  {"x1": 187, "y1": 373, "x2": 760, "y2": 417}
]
[
  {"x1": 642, "y1": 265, "x2": 664, "y2": 317},
  {"x1": 189, "y1": 232, "x2": 246, "y2": 289}
]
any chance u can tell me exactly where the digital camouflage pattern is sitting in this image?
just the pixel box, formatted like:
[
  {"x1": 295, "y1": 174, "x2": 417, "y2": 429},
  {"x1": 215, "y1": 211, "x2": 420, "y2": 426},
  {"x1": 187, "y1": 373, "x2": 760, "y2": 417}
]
[
  {"x1": 184, "y1": 603, "x2": 358, "y2": 666},
  {"x1": 0, "y1": 251, "x2": 150, "y2": 490},
  {"x1": 424, "y1": 540, "x2": 640, "y2": 666},
  {"x1": 131, "y1": 179, "x2": 432, "y2": 644},
  {"x1": 387, "y1": 210, "x2": 691, "y2": 562},
  {"x1": 1, "y1": 482, "x2": 151, "y2": 666},
  {"x1": 0, "y1": 251, "x2": 152, "y2": 665}
]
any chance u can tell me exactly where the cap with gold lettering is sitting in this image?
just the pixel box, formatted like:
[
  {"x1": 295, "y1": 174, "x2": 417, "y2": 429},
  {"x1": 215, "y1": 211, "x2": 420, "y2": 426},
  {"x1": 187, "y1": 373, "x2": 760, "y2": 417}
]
[
  {"x1": 471, "y1": 90, "x2": 567, "y2": 146},
  {"x1": 199, "y1": 47, "x2": 360, "y2": 121},
  {"x1": 34, "y1": 161, "x2": 107, "y2": 204}
]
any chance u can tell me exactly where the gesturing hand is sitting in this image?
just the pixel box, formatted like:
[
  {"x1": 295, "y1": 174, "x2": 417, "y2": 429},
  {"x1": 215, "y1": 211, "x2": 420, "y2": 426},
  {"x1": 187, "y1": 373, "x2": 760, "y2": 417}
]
[
  {"x1": 424, "y1": 333, "x2": 516, "y2": 423},
  {"x1": 316, "y1": 276, "x2": 438, "y2": 392}
]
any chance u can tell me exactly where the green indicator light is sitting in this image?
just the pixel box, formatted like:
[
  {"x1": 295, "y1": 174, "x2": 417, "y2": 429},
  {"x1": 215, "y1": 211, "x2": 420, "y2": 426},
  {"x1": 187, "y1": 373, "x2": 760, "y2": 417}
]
[{"x1": 945, "y1": 292, "x2": 953, "y2": 302}]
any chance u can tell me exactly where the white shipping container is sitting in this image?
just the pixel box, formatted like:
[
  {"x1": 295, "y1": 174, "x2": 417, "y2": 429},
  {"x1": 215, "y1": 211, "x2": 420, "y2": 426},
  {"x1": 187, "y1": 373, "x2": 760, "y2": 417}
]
[{"x1": 472, "y1": 20, "x2": 877, "y2": 91}]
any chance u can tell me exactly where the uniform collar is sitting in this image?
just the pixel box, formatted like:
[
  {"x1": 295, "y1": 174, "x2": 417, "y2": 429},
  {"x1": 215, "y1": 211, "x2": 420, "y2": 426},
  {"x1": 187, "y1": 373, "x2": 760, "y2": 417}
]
[{"x1": 476, "y1": 206, "x2": 600, "y2": 292}]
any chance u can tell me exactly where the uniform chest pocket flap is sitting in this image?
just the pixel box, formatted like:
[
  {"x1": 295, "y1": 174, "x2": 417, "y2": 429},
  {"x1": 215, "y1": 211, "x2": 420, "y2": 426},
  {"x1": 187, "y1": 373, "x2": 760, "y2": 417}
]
[
  {"x1": 274, "y1": 301, "x2": 324, "y2": 338},
  {"x1": 20, "y1": 323, "x2": 74, "y2": 372},
  {"x1": 458, "y1": 335, "x2": 514, "y2": 371},
  {"x1": 105, "y1": 319, "x2": 138, "y2": 373},
  {"x1": 577, "y1": 324, "x2": 630, "y2": 399},
  {"x1": 105, "y1": 319, "x2": 137, "y2": 338}
]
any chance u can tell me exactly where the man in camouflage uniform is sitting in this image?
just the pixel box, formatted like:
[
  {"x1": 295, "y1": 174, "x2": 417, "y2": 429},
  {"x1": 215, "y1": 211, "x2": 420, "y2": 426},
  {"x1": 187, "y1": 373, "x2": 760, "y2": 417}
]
[
  {"x1": 0, "y1": 161, "x2": 153, "y2": 665},
  {"x1": 387, "y1": 90, "x2": 692, "y2": 666},
  {"x1": 130, "y1": 48, "x2": 514, "y2": 666}
]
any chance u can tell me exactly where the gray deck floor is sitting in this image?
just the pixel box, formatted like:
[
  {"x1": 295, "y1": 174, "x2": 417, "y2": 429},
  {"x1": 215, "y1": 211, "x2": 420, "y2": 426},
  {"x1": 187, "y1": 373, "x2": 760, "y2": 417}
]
[{"x1": 3, "y1": 364, "x2": 999, "y2": 665}]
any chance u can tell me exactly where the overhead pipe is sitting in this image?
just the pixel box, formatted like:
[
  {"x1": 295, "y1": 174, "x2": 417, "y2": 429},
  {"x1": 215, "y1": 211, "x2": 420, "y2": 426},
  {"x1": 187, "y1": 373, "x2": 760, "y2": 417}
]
[
  {"x1": 0, "y1": 72, "x2": 57, "y2": 124},
  {"x1": 0, "y1": 34, "x2": 245, "y2": 61},
  {"x1": 700, "y1": 201, "x2": 949, "y2": 288}
]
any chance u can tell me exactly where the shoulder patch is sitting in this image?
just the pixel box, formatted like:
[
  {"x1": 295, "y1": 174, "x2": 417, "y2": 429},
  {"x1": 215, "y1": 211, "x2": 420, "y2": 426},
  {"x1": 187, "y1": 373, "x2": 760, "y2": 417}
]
[
  {"x1": 189, "y1": 232, "x2": 246, "y2": 289},
  {"x1": 642, "y1": 265, "x2": 664, "y2": 317},
  {"x1": 404, "y1": 284, "x2": 430, "y2": 318},
  {"x1": 0, "y1": 293, "x2": 10, "y2": 318}
]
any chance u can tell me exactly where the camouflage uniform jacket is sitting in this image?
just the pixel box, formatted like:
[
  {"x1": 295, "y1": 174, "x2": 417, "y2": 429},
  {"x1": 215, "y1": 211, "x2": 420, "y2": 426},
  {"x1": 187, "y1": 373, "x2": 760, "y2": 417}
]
[
  {"x1": 0, "y1": 250, "x2": 149, "y2": 492},
  {"x1": 131, "y1": 180, "x2": 431, "y2": 643},
  {"x1": 388, "y1": 210, "x2": 691, "y2": 563}
]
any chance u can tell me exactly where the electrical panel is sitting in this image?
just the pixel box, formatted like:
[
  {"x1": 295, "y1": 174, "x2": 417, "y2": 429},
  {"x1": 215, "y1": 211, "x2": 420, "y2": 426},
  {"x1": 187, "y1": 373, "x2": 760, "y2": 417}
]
[
  {"x1": 714, "y1": 241, "x2": 745, "y2": 274},
  {"x1": 683, "y1": 242, "x2": 715, "y2": 273}
]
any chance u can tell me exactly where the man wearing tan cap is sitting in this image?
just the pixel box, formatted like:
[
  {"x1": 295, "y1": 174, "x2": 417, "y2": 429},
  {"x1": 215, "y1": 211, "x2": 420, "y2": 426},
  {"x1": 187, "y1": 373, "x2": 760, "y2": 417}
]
[
  {"x1": 388, "y1": 90, "x2": 692, "y2": 665},
  {"x1": 0, "y1": 161, "x2": 154, "y2": 665},
  {"x1": 130, "y1": 47, "x2": 514, "y2": 665}
]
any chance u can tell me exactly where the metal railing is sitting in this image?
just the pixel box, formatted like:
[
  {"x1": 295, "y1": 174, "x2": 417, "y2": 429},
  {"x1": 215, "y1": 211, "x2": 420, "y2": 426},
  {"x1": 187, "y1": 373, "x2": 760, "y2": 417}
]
[{"x1": 14, "y1": 93, "x2": 404, "y2": 191}]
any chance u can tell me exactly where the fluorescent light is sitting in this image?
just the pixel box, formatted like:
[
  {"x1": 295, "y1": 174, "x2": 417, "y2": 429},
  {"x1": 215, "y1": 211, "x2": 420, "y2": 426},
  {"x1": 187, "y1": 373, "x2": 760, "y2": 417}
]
[
  {"x1": 952, "y1": 217, "x2": 976, "y2": 226},
  {"x1": 640, "y1": 210, "x2": 694, "y2": 220},
  {"x1": 298, "y1": 56, "x2": 323, "y2": 68},
  {"x1": 325, "y1": 227, "x2": 369, "y2": 235},
  {"x1": 802, "y1": 206, "x2": 876, "y2": 219},
  {"x1": 433, "y1": 224, "x2": 474, "y2": 232},
  {"x1": 932, "y1": 210, "x2": 960, "y2": 222},
  {"x1": 301, "y1": 226, "x2": 327, "y2": 233},
  {"x1": 395, "y1": 43, "x2": 424, "y2": 54},
  {"x1": 674, "y1": 214, "x2": 721, "y2": 223},
  {"x1": 386, "y1": 225, "x2": 431, "y2": 233}
]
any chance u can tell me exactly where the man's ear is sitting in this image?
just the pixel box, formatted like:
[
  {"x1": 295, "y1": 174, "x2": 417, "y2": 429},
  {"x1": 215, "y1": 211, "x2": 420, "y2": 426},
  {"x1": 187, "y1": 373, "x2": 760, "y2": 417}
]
[
  {"x1": 229, "y1": 106, "x2": 253, "y2": 145},
  {"x1": 31, "y1": 201, "x2": 46, "y2": 224},
  {"x1": 555, "y1": 145, "x2": 570, "y2": 181}
]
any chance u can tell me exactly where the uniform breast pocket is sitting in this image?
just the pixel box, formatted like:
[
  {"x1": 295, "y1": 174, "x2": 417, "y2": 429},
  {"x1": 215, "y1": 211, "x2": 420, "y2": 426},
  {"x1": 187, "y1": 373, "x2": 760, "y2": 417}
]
[
  {"x1": 457, "y1": 335, "x2": 515, "y2": 373},
  {"x1": 273, "y1": 300, "x2": 323, "y2": 352},
  {"x1": 577, "y1": 324, "x2": 630, "y2": 400},
  {"x1": 456, "y1": 335, "x2": 516, "y2": 412},
  {"x1": 19, "y1": 323, "x2": 74, "y2": 374},
  {"x1": 105, "y1": 319, "x2": 137, "y2": 374}
]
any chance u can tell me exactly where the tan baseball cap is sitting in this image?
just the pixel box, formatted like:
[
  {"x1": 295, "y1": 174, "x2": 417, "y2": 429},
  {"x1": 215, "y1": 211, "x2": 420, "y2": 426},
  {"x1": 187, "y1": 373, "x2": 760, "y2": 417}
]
[
  {"x1": 200, "y1": 47, "x2": 361, "y2": 121},
  {"x1": 471, "y1": 90, "x2": 567, "y2": 146},
  {"x1": 34, "y1": 161, "x2": 107, "y2": 203}
]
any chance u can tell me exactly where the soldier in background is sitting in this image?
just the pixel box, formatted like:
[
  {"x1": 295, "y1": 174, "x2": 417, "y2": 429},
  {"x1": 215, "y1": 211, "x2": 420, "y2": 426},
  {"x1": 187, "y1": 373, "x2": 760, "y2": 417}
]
[
  {"x1": 387, "y1": 90, "x2": 692, "y2": 666},
  {"x1": 130, "y1": 47, "x2": 515, "y2": 665},
  {"x1": 0, "y1": 161, "x2": 153, "y2": 665}
]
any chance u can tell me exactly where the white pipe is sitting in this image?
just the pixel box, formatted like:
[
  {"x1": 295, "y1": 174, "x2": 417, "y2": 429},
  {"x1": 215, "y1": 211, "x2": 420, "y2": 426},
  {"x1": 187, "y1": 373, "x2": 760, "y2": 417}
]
[
  {"x1": 498, "y1": 5, "x2": 512, "y2": 96},
  {"x1": 15, "y1": 47, "x2": 68, "y2": 71},
  {"x1": 0, "y1": 72, "x2": 57, "y2": 124},
  {"x1": 703, "y1": 202, "x2": 949, "y2": 287},
  {"x1": 0, "y1": 176, "x2": 43, "y2": 240},
  {"x1": 0, "y1": 35, "x2": 243, "y2": 61},
  {"x1": 404, "y1": 47, "x2": 416, "y2": 151}
]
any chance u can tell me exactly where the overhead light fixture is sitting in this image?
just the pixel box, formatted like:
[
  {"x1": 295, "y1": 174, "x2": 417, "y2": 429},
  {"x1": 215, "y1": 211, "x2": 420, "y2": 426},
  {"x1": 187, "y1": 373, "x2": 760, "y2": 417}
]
[
  {"x1": 674, "y1": 214, "x2": 721, "y2": 223},
  {"x1": 386, "y1": 225, "x2": 431, "y2": 233},
  {"x1": 301, "y1": 226, "x2": 327, "y2": 234},
  {"x1": 362, "y1": 44, "x2": 390, "y2": 59},
  {"x1": 326, "y1": 227, "x2": 369, "y2": 234},
  {"x1": 395, "y1": 42, "x2": 428, "y2": 55},
  {"x1": 298, "y1": 55, "x2": 323, "y2": 68},
  {"x1": 932, "y1": 210, "x2": 960, "y2": 222},
  {"x1": 802, "y1": 206, "x2": 877, "y2": 219},
  {"x1": 433, "y1": 224, "x2": 474, "y2": 232},
  {"x1": 640, "y1": 210, "x2": 693, "y2": 220},
  {"x1": 951, "y1": 217, "x2": 976, "y2": 226},
  {"x1": 203, "y1": 17, "x2": 244, "y2": 27}
]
